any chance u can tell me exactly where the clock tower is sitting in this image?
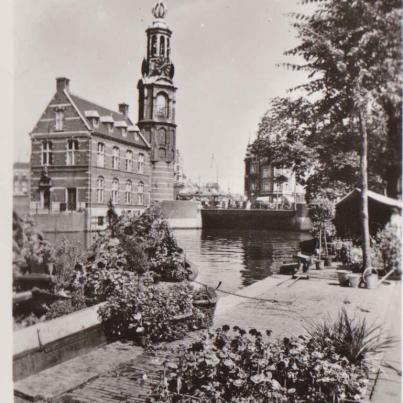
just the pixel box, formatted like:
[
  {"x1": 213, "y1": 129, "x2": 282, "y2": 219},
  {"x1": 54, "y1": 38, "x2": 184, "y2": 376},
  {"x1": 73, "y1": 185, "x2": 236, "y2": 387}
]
[{"x1": 137, "y1": 1, "x2": 177, "y2": 201}]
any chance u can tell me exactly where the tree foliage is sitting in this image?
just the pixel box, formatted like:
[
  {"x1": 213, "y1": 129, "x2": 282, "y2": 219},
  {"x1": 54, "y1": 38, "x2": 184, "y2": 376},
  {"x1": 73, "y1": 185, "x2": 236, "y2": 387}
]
[{"x1": 252, "y1": 0, "x2": 401, "y2": 201}]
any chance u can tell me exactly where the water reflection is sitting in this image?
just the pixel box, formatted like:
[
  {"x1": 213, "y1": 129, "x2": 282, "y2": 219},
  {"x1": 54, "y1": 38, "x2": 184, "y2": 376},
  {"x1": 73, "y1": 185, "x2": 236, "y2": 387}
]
[{"x1": 173, "y1": 229, "x2": 312, "y2": 293}]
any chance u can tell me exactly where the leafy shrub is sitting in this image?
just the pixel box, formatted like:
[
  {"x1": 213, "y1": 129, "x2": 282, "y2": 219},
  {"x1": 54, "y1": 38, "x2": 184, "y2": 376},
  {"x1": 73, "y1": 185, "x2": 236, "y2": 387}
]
[
  {"x1": 78, "y1": 206, "x2": 188, "y2": 283},
  {"x1": 44, "y1": 290, "x2": 87, "y2": 320},
  {"x1": 149, "y1": 324, "x2": 370, "y2": 403},
  {"x1": 307, "y1": 308, "x2": 395, "y2": 364},
  {"x1": 53, "y1": 238, "x2": 86, "y2": 290},
  {"x1": 13, "y1": 211, "x2": 55, "y2": 277},
  {"x1": 98, "y1": 282, "x2": 204, "y2": 343},
  {"x1": 371, "y1": 222, "x2": 401, "y2": 275}
]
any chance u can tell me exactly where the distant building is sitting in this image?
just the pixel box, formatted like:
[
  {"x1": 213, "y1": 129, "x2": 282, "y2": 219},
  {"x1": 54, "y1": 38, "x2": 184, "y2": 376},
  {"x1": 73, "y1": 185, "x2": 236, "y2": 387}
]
[
  {"x1": 244, "y1": 144, "x2": 305, "y2": 206},
  {"x1": 13, "y1": 162, "x2": 30, "y2": 216},
  {"x1": 29, "y1": 77, "x2": 152, "y2": 228}
]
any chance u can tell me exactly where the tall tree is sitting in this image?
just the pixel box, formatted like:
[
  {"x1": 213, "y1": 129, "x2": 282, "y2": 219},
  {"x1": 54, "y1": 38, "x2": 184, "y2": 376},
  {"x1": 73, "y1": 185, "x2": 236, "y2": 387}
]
[{"x1": 253, "y1": 0, "x2": 401, "y2": 271}]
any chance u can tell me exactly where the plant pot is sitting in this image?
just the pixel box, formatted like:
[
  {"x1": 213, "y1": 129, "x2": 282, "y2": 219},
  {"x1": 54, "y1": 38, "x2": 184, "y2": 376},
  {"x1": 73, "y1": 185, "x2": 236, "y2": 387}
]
[
  {"x1": 193, "y1": 290, "x2": 218, "y2": 328},
  {"x1": 365, "y1": 273, "x2": 379, "y2": 289},
  {"x1": 135, "y1": 333, "x2": 147, "y2": 347},
  {"x1": 337, "y1": 270, "x2": 352, "y2": 286},
  {"x1": 315, "y1": 260, "x2": 325, "y2": 270},
  {"x1": 348, "y1": 273, "x2": 361, "y2": 288}
]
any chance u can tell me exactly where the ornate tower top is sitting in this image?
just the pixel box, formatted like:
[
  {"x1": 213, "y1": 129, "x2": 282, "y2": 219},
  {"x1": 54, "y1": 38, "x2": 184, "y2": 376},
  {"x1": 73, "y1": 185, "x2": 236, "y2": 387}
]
[{"x1": 152, "y1": 1, "x2": 167, "y2": 19}]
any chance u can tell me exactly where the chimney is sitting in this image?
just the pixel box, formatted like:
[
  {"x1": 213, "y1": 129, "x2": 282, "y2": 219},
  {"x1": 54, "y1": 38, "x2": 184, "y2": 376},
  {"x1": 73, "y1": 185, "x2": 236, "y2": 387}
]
[
  {"x1": 56, "y1": 77, "x2": 70, "y2": 93},
  {"x1": 119, "y1": 103, "x2": 129, "y2": 117}
]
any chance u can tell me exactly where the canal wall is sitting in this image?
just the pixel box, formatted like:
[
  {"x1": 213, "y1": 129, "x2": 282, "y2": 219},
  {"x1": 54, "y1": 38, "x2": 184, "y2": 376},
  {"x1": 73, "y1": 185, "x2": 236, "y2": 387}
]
[
  {"x1": 159, "y1": 200, "x2": 202, "y2": 229},
  {"x1": 13, "y1": 303, "x2": 106, "y2": 381},
  {"x1": 201, "y1": 203, "x2": 312, "y2": 231}
]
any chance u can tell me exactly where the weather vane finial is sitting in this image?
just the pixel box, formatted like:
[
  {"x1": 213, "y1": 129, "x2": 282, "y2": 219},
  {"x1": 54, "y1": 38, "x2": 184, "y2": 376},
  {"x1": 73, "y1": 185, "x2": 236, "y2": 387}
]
[{"x1": 152, "y1": 1, "x2": 167, "y2": 19}]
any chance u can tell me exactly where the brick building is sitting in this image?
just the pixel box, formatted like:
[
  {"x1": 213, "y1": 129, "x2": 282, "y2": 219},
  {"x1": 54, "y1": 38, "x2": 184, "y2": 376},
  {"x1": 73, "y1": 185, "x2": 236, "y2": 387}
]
[
  {"x1": 28, "y1": 1, "x2": 178, "y2": 229},
  {"x1": 29, "y1": 77, "x2": 151, "y2": 227},
  {"x1": 244, "y1": 144, "x2": 305, "y2": 206}
]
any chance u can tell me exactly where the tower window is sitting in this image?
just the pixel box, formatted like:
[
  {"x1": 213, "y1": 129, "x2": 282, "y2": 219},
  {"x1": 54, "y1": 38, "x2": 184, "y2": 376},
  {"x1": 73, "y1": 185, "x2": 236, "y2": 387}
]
[
  {"x1": 156, "y1": 93, "x2": 168, "y2": 118},
  {"x1": 158, "y1": 128, "x2": 167, "y2": 145},
  {"x1": 138, "y1": 153, "x2": 145, "y2": 174},
  {"x1": 97, "y1": 142, "x2": 105, "y2": 167},
  {"x1": 66, "y1": 139, "x2": 79, "y2": 166},
  {"x1": 151, "y1": 35, "x2": 157, "y2": 56},
  {"x1": 125, "y1": 180, "x2": 132, "y2": 204},
  {"x1": 96, "y1": 176, "x2": 104, "y2": 203},
  {"x1": 112, "y1": 147, "x2": 120, "y2": 170},
  {"x1": 160, "y1": 36, "x2": 165, "y2": 57},
  {"x1": 112, "y1": 178, "x2": 119, "y2": 204},
  {"x1": 41, "y1": 141, "x2": 53, "y2": 166}
]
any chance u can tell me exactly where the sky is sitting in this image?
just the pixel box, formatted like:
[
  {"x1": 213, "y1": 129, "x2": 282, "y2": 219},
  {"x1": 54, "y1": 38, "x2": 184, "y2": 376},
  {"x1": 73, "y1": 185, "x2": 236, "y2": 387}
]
[{"x1": 14, "y1": 0, "x2": 309, "y2": 193}]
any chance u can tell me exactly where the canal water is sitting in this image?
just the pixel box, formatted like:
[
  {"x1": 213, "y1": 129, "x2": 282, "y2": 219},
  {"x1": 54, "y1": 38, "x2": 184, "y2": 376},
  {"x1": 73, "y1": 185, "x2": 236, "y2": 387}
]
[
  {"x1": 44, "y1": 228, "x2": 311, "y2": 293},
  {"x1": 173, "y1": 229, "x2": 312, "y2": 293}
]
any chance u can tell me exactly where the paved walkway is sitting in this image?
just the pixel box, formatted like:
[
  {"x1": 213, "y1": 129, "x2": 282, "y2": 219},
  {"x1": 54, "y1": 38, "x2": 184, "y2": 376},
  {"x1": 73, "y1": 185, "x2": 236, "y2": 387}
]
[{"x1": 14, "y1": 268, "x2": 401, "y2": 402}]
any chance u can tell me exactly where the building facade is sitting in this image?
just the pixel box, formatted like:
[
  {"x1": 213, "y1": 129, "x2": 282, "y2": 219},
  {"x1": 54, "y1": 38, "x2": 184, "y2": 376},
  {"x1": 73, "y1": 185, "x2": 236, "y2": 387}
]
[
  {"x1": 244, "y1": 144, "x2": 305, "y2": 206},
  {"x1": 137, "y1": 1, "x2": 177, "y2": 201},
  {"x1": 29, "y1": 77, "x2": 152, "y2": 228}
]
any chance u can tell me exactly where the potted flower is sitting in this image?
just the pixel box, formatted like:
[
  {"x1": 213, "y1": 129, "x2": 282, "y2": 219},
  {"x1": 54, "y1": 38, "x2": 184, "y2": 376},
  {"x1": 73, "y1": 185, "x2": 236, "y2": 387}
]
[
  {"x1": 337, "y1": 269, "x2": 352, "y2": 286},
  {"x1": 348, "y1": 273, "x2": 362, "y2": 288}
]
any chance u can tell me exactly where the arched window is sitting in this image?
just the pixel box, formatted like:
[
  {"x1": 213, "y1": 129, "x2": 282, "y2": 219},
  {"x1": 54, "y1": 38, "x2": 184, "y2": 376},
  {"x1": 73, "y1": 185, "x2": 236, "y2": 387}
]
[
  {"x1": 137, "y1": 181, "x2": 144, "y2": 205},
  {"x1": 112, "y1": 147, "x2": 120, "y2": 170},
  {"x1": 112, "y1": 178, "x2": 119, "y2": 204},
  {"x1": 97, "y1": 142, "x2": 105, "y2": 167},
  {"x1": 66, "y1": 139, "x2": 79, "y2": 166},
  {"x1": 125, "y1": 180, "x2": 132, "y2": 204},
  {"x1": 156, "y1": 93, "x2": 168, "y2": 118},
  {"x1": 41, "y1": 141, "x2": 53, "y2": 166},
  {"x1": 125, "y1": 150, "x2": 133, "y2": 172},
  {"x1": 160, "y1": 36, "x2": 165, "y2": 57},
  {"x1": 41, "y1": 189, "x2": 51, "y2": 209},
  {"x1": 138, "y1": 153, "x2": 145, "y2": 174},
  {"x1": 158, "y1": 128, "x2": 167, "y2": 145},
  {"x1": 151, "y1": 35, "x2": 157, "y2": 56},
  {"x1": 96, "y1": 176, "x2": 104, "y2": 203},
  {"x1": 158, "y1": 148, "x2": 166, "y2": 159}
]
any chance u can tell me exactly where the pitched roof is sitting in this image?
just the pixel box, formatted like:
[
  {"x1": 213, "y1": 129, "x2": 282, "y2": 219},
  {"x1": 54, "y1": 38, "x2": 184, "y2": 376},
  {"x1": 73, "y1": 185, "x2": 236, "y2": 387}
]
[
  {"x1": 68, "y1": 93, "x2": 150, "y2": 149},
  {"x1": 337, "y1": 188, "x2": 402, "y2": 210}
]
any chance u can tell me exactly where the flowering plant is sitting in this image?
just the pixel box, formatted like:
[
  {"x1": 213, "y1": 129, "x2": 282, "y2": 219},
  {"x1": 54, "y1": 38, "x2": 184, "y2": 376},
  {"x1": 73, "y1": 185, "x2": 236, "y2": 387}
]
[
  {"x1": 98, "y1": 282, "x2": 205, "y2": 344},
  {"x1": 149, "y1": 325, "x2": 370, "y2": 403}
]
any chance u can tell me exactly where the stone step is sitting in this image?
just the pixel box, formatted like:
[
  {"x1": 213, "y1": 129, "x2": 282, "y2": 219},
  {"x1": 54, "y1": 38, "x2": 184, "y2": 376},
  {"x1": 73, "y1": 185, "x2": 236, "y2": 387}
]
[{"x1": 14, "y1": 342, "x2": 144, "y2": 402}]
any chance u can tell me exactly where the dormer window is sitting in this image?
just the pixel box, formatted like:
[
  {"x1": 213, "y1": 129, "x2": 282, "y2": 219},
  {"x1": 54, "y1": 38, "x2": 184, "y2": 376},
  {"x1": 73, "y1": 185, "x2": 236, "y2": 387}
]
[
  {"x1": 116, "y1": 121, "x2": 128, "y2": 138},
  {"x1": 128, "y1": 125, "x2": 140, "y2": 142},
  {"x1": 85, "y1": 110, "x2": 100, "y2": 129},
  {"x1": 100, "y1": 116, "x2": 115, "y2": 134},
  {"x1": 54, "y1": 108, "x2": 65, "y2": 131}
]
